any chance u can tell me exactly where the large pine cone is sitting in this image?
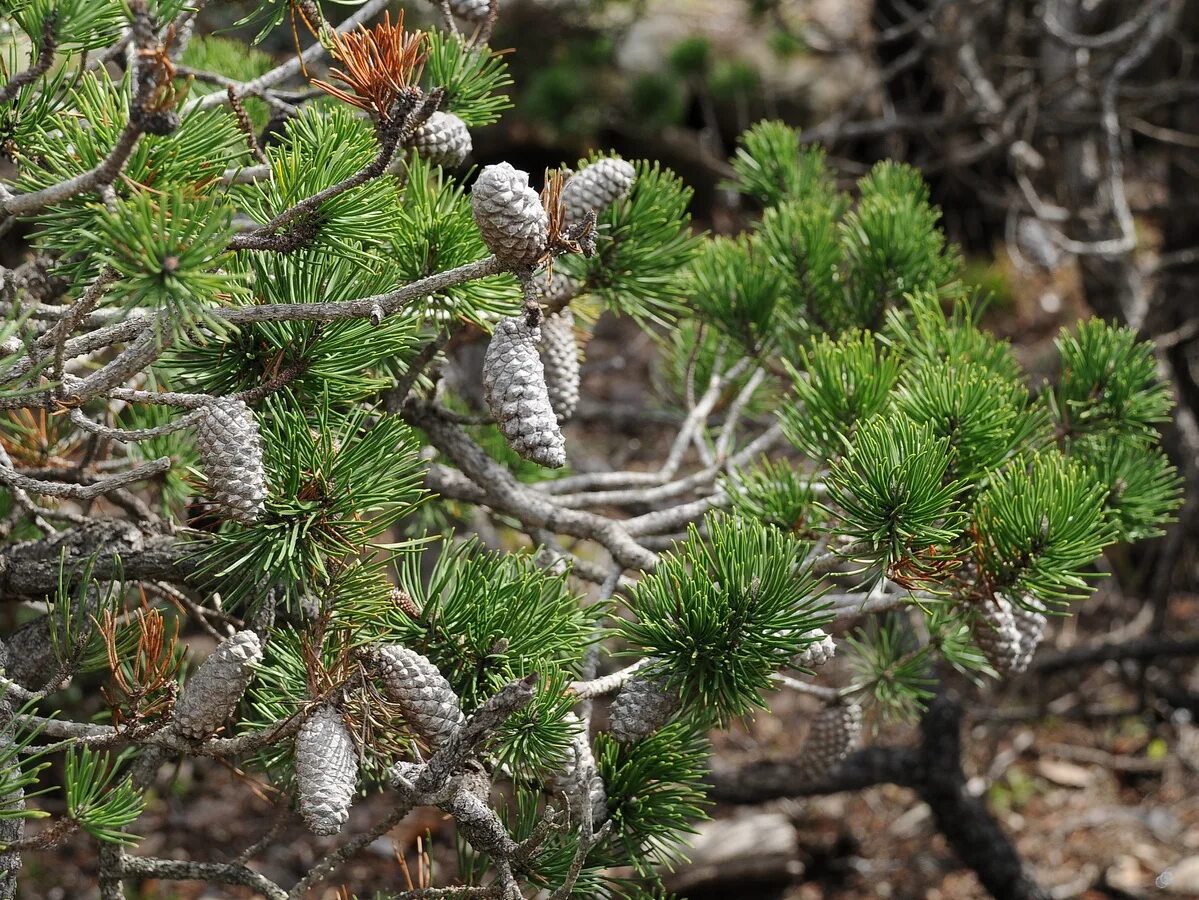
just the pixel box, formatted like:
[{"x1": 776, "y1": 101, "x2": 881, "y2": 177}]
[
  {"x1": 796, "y1": 700, "x2": 862, "y2": 783},
  {"x1": 609, "y1": 669, "x2": 681, "y2": 743},
  {"x1": 364, "y1": 645, "x2": 465, "y2": 751},
  {"x1": 173, "y1": 630, "x2": 262, "y2": 739},
  {"x1": 539, "y1": 309, "x2": 581, "y2": 423},
  {"x1": 562, "y1": 157, "x2": 636, "y2": 228},
  {"x1": 409, "y1": 111, "x2": 471, "y2": 168},
  {"x1": 194, "y1": 397, "x2": 266, "y2": 524},
  {"x1": 482, "y1": 316, "x2": 567, "y2": 468},
  {"x1": 471, "y1": 163, "x2": 548, "y2": 267},
  {"x1": 295, "y1": 703, "x2": 359, "y2": 835}
]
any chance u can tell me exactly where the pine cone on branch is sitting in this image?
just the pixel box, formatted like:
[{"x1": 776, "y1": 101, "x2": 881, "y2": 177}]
[
  {"x1": 295, "y1": 703, "x2": 359, "y2": 835},
  {"x1": 609, "y1": 669, "x2": 681, "y2": 743},
  {"x1": 1010, "y1": 596, "x2": 1048, "y2": 673},
  {"x1": 363, "y1": 645, "x2": 465, "y2": 751},
  {"x1": 194, "y1": 397, "x2": 266, "y2": 525},
  {"x1": 173, "y1": 630, "x2": 262, "y2": 739},
  {"x1": 796, "y1": 700, "x2": 862, "y2": 783},
  {"x1": 562, "y1": 157, "x2": 635, "y2": 228},
  {"x1": 971, "y1": 594, "x2": 1024, "y2": 676},
  {"x1": 482, "y1": 316, "x2": 567, "y2": 468},
  {"x1": 539, "y1": 309, "x2": 581, "y2": 423},
  {"x1": 796, "y1": 629, "x2": 836, "y2": 668},
  {"x1": 471, "y1": 163, "x2": 548, "y2": 267},
  {"x1": 408, "y1": 111, "x2": 471, "y2": 167},
  {"x1": 445, "y1": 0, "x2": 490, "y2": 23},
  {"x1": 553, "y1": 713, "x2": 607, "y2": 824}
]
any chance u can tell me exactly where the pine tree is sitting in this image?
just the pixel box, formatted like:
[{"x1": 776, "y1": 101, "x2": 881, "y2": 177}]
[{"x1": 0, "y1": 4, "x2": 1181, "y2": 899}]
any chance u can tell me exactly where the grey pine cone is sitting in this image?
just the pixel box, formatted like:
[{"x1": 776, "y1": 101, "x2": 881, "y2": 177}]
[
  {"x1": 409, "y1": 111, "x2": 471, "y2": 167},
  {"x1": 446, "y1": 0, "x2": 491, "y2": 22},
  {"x1": 562, "y1": 157, "x2": 636, "y2": 228},
  {"x1": 194, "y1": 397, "x2": 266, "y2": 524},
  {"x1": 1016, "y1": 217, "x2": 1065, "y2": 272},
  {"x1": 1010, "y1": 595, "x2": 1047, "y2": 674},
  {"x1": 972, "y1": 595, "x2": 1024, "y2": 676},
  {"x1": 482, "y1": 316, "x2": 567, "y2": 468},
  {"x1": 366, "y1": 645, "x2": 465, "y2": 751},
  {"x1": 796, "y1": 629, "x2": 836, "y2": 668},
  {"x1": 471, "y1": 163, "x2": 548, "y2": 267},
  {"x1": 535, "y1": 269, "x2": 580, "y2": 307},
  {"x1": 797, "y1": 701, "x2": 862, "y2": 783},
  {"x1": 540, "y1": 309, "x2": 581, "y2": 423},
  {"x1": 553, "y1": 713, "x2": 607, "y2": 824},
  {"x1": 609, "y1": 670, "x2": 682, "y2": 743},
  {"x1": 295, "y1": 704, "x2": 358, "y2": 836},
  {"x1": 173, "y1": 630, "x2": 262, "y2": 739}
]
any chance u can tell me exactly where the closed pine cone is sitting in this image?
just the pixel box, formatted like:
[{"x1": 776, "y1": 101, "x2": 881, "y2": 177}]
[
  {"x1": 539, "y1": 309, "x2": 581, "y2": 422},
  {"x1": 1010, "y1": 595, "x2": 1048, "y2": 674},
  {"x1": 797, "y1": 701, "x2": 862, "y2": 783},
  {"x1": 972, "y1": 594, "x2": 1023, "y2": 676},
  {"x1": 194, "y1": 397, "x2": 266, "y2": 524},
  {"x1": 482, "y1": 316, "x2": 567, "y2": 467},
  {"x1": 796, "y1": 629, "x2": 836, "y2": 668},
  {"x1": 409, "y1": 111, "x2": 471, "y2": 167},
  {"x1": 364, "y1": 645, "x2": 465, "y2": 751},
  {"x1": 173, "y1": 630, "x2": 262, "y2": 739},
  {"x1": 295, "y1": 704, "x2": 359, "y2": 835},
  {"x1": 562, "y1": 157, "x2": 636, "y2": 228},
  {"x1": 609, "y1": 669, "x2": 681, "y2": 743},
  {"x1": 471, "y1": 163, "x2": 548, "y2": 267}
]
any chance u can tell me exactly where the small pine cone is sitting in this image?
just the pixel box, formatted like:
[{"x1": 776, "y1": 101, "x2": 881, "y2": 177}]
[
  {"x1": 1010, "y1": 595, "x2": 1047, "y2": 674},
  {"x1": 446, "y1": 0, "x2": 491, "y2": 23},
  {"x1": 795, "y1": 629, "x2": 836, "y2": 668},
  {"x1": 972, "y1": 595, "x2": 1023, "y2": 676},
  {"x1": 471, "y1": 163, "x2": 548, "y2": 267},
  {"x1": 609, "y1": 670, "x2": 682, "y2": 743},
  {"x1": 194, "y1": 397, "x2": 266, "y2": 524},
  {"x1": 365, "y1": 645, "x2": 465, "y2": 751},
  {"x1": 409, "y1": 111, "x2": 471, "y2": 167},
  {"x1": 553, "y1": 713, "x2": 607, "y2": 824},
  {"x1": 482, "y1": 317, "x2": 567, "y2": 468},
  {"x1": 561, "y1": 157, "x2": 636, "y2": 228},
  {"x1": 797, "y1": 701, "x2": 862, "y2": 783},
  {"x1": 1016, "y1": 217, "x2": 1065, "y2": 272},
  {"x1": 295, "y1": 704, "x2": 358, "y2": 836},
  {"x1": 173, "y1": 630, "x2": 262, "y2": 739},
  {"x1": 540, "y1": 309, "x2": 581, "y2": 422}
]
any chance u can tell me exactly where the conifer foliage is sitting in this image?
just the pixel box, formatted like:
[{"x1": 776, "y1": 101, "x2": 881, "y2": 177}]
[{"x1": 0, "y1": 3, "x2": 1182, "y2": 898}]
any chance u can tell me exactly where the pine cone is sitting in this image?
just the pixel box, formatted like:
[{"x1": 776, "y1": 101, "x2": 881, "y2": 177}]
[
  {"x1": 539, "y1": 309, "x2": 581, "y2": 423},
  {"x1": 972, "y1": 595, "x2": 1023, "y2": 676},
  {"x1": 409, "y1": 111, "x2": 471, "y2": 167},
  {"x1": 482, "y1": 316, "x2": 567, "y2": 468},
  {"x1": 796, "y1": 701, "x2": 862, "y2": 783},
  {"x1": 1010, "y1": 595, "x2": 1047, "y2": 674},
  {"x1": 796, "y1": 629, "x2": 836, "y2": 668},
  {"x1": 173, "y1": 630, "x2": 262, "y2": 739},
  {"x1": 364, "y1": 645, "x2": 464, "y2": 751},
  {"x1": 1016, "y1": 217, "x2": 1065, "y2": 272},
  {"x1": 608, "y1": 670, "x2": 681, "y2": 743},
  {"x1": 561, "y1": 157, "x2": 636, "y2": 228},
  {"x1": 535, "y1": 270, "x2": 580, "y2": 307},
  {"x1": 553, "y1": 713, "x2": 607, "y2": 824},
  {"x1": 295, "y1": 704, "x2": 358, "y2": 836},
  {"x1": 471, "y1": 163, "x2": 548, "y2": 267},
  {"x1": 194, "y1": 397, "x2": 266, "y2": 524},
  {"x1": 446, "y1": 0, "x2": 491, "y2": 23}
]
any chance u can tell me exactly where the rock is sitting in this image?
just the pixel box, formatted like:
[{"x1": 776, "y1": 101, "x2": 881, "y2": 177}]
[{"x1": 1035, "y1": 759, "x2": 1093, "y2": 788}]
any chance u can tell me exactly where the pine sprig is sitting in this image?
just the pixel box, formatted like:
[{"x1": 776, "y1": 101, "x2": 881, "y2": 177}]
[
  {"x1": 64, "y1": 748, "x2": 144, "y2": 846},
  {"x1": 974, "y1": 451, "x2": 1115, "y2": 604},
  {"x1": 422, "y1": 31, "x2": 513, "y2": 127},
  {"x1": 617, "y1": 513, "x2": 826, "y2": 723},
  {"x1": 823, "y1": 414, "x2": 965, "y2": 570}
]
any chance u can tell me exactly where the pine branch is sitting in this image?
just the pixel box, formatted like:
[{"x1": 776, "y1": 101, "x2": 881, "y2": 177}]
[{"x1": 0, "y1": 13, "x2": 59, "y2": 106}]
